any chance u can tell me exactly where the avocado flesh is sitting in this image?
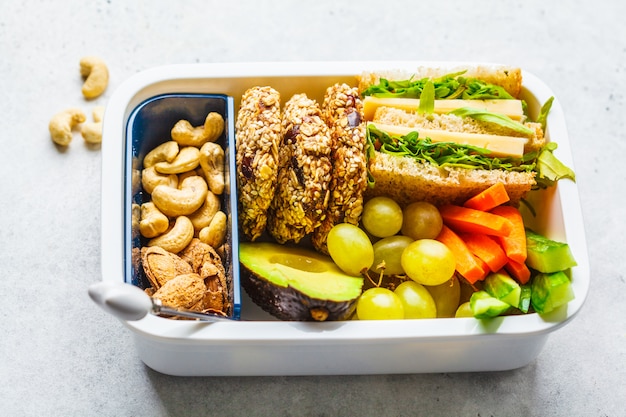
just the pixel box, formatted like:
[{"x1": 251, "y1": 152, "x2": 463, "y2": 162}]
[{"x1": 239, "y1": 242, "x2": 364, "y2": 321}]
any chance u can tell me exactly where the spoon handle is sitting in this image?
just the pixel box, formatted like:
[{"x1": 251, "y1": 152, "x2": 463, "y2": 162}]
[
  {"x1": 152, "y1": 298, "x2": 235, "y2": 322},
  {"x1": 89, "y1": 281, "x2": 235, "y2": 322}
]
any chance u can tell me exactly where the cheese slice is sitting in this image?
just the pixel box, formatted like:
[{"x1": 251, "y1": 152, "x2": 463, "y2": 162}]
[
  {"x1": 369, "y1": 122, "x2": 527, "y2": 158},
  {"x1": 363, "y1": 97, "x2": 524, "y2": 121}
]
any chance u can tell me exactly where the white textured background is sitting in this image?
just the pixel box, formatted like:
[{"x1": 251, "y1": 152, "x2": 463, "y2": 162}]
[{"x1": 1, "y1": 1, "x2": 624, "y2": 416}]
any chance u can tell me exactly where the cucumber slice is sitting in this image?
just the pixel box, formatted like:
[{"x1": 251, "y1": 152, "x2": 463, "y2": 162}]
[
  {"x1": 531, "y1": 271, "x2": 575, "y2": 314},
  {"x1": 526, "y1": 229, "x2": 577, "y2": 273},
  {"x1": 483, "y1": 272, "x2": 521, "y2": 308},
  {"x1": 470, "y1": 291, "x2": 511, "y2": 319},
  {"x1": 518, "y1": 284, "x2": 532, "y2": 313}
]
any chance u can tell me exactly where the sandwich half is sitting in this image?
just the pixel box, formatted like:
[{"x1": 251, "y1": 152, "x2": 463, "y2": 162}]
[{"x1": 358, "y1": 65, "x2": 567, "y2": 207}]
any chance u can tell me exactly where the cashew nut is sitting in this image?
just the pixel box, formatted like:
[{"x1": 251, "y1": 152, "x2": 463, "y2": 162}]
[
  {"x1": 151, "y1": 175, "x2": 208, "y2": 216},
  {"x1": 187, "y1": 167, "x2": 209, "y2": 184},
  {"x1": 80, "y1": 56, "x2": 109, "y2": 99},
  {"x1": 131, "y1": 203, "x2": 141, "y2": 239},
  {"x1": 171, "y1": 120, "x2": 205, "y2": 147},
  {"x1": 198, "y1": 211, "x2": 227, "y2": 248},
  {"x1": 199, "y1": 142, "x2": 225, "y2": 195},
  {"x1": 141, "y1": 166, "x2": 178, "y2": 194},
  {"x1": 171, "y1": 112, "x2": 225, "y2": 147},
  {"x1": 143, "y1": 141, "x2": 179, "y2": 168},
  {"x1": 131, "y1": 167, "x2": 142, "y2": 195},
  {"x1": 154, "y1": 146, "x2": 200, "y2": 174},
  {"x1": 49, "y1": 108, "x2": 86, "y2": 146},
  {"x1": 203, "y1": 112, "x2": 225, "y2": 142},
  {"x1": 178, "y1": 169, "x2": 201, "y2": 183},
  {"x1": 188, "y1": 190, "x2": 221, "y2": 232},
  {"x1": 139, "y1": 202, "x2": 169, "y2": 238},
  {"x1": 81, "y1": 106, "x2": 105, "y2": 144},
  {"x1": 148, "y1": 216, "x2": 194, "y2": 253}
]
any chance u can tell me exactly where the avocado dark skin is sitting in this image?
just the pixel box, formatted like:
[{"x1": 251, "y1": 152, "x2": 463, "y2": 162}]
[{"x1": 239, "y1": 242, "x2": 363, "y2": 321}]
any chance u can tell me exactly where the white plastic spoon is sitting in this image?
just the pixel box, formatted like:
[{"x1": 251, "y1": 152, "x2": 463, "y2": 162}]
[{"x1": 88, "y1": 281, "x2": 234, "y2": 322}]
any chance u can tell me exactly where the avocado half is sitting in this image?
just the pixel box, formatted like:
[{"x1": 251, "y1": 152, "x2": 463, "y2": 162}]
[{"x1": 239, "y1": 242, "x2": 364, "y2": 321}]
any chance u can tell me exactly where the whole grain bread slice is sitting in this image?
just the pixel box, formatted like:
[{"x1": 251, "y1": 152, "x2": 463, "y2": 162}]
[{"x1": 364, "y1": 152, "x2": 535, "y2": 207}]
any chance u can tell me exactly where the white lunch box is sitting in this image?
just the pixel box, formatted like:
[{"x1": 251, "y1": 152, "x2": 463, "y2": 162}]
[{"x1": 100, "y1": 61, "x2": 589, "y2": 376}]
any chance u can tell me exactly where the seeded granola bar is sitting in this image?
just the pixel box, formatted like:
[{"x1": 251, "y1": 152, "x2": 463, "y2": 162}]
[
  {"x1": 267, "y1": 93, "x2": 333, "y2": 244},
  {"x1": 235, "y1": 86, "x2": 282, "y2": 241},
  {"x1": 312, "y1": 83, "x2": 368, "y2": 253}
]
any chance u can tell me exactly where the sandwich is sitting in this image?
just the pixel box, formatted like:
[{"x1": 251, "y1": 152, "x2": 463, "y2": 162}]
[{"x1": 357, "y1": 65, "x2": 574, "y2": 207}]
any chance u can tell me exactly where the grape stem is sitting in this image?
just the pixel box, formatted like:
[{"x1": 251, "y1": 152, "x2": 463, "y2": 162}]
[{"x1": 361, "y1": 267, "x2": 384, "y2": 288}]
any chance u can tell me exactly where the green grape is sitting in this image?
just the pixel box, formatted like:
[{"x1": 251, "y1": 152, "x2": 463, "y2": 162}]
[
  {"x1": 455, "y1": 301, "x2": 474, "y2": 318},
  {"x1": 401, "y1": 239, "x2": 456, "y2": 286},
  {"x1": 401, "y1": 201, "x2": 443, "y2": 240},
  {"x1": 370, "y1": 235, "x2": 414, "y2": 275},
  {"x1": 426, "y1": 276, "x2": 461, "y2": 318},
  {"x1": 394, "y1": 281, "x2": 437, "y2": 319},
  {"x1": 356, "y1": 287, "x2": 404, "y2": 320},
  {"x1": 327, "y1": 223, "x2": 374, "y2": 277},
  {"x1": 361, "y1": 196, "x2": 403, "y2": 238}
]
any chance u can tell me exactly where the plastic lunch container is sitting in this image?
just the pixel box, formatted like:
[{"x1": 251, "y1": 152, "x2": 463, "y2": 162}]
[{"x1": 100, "y1": 61, "x2": 589, "y2": 376}]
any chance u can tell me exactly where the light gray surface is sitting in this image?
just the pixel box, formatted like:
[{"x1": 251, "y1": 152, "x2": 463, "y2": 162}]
[{"x1": 1, "y1": 0, "x2": 624, "y2": 416}]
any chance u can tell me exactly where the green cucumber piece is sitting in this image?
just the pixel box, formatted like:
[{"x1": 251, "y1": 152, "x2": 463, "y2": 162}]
[
  {"x1": 526, "y1": 229, "x2": 577, "y2": 273},
  {"x1": 531, "y1": 271, "x2": 575, "y2": 314},
  {"x1": 470, "y1": 291, "x2": 511, "y2": 319},
  {"x1": 518, "y1": 284, "x2": 532, "y2": 314},
  {"x1": 483, "y1": 272, "x2": 521, "y2": 308}
]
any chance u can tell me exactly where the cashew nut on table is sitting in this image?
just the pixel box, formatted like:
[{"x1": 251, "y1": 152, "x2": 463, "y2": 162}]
[
  {"x1": 81, "y1": 106, "x2": 105, "y2": 144},
  {"x1": 49, "y1": 108, "x2": 86, "y2": 146},
  {"x1": 49, "y1": 56, "x2": 109, "y2": 148},
  {"x1": 80, "y1": 56, "x2": 109, "y2": 99}
]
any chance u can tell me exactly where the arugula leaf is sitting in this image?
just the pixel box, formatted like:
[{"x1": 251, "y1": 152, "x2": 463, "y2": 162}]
[
  {"x1": 450, "y1": 107, "x2": 534, "y2": 135},
  {"x1": 366, "y1": 124, "x2": 535, "y2": 173},
  {"x1": 536, "y1": 96, "x2": 554, "y2": 131},
  {"x1": 361, "y1": 71, "x2": 515, "y2": 100},
  {"x1": 534, "y1": 142, "x2": 576, "y2": 188},
  {"x1": 365, "y1": 129, "x2": 378, "y2": 187},
  {"x1": 418, "y1": 80, "x2": 435, "y2": 114},
  {"x1": 461, "y1": 79, "x2": 514, "y2": 99}
]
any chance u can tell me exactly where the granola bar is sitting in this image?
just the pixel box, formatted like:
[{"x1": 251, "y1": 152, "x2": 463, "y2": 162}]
[
  {"x1": 235, "y1": 86, "x2": 282, "y2": 241},
  {"x1": 266, "y1": 93, "x2": 333, "y2": 244},
  {"x1": 312, "y1": 84, "x2": 368, "y2": 253}
]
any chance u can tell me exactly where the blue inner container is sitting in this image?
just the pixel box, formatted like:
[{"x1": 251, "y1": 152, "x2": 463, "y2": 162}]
[{"x1": 124, "y1": 93, "x2": 241, "y2": 319}]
